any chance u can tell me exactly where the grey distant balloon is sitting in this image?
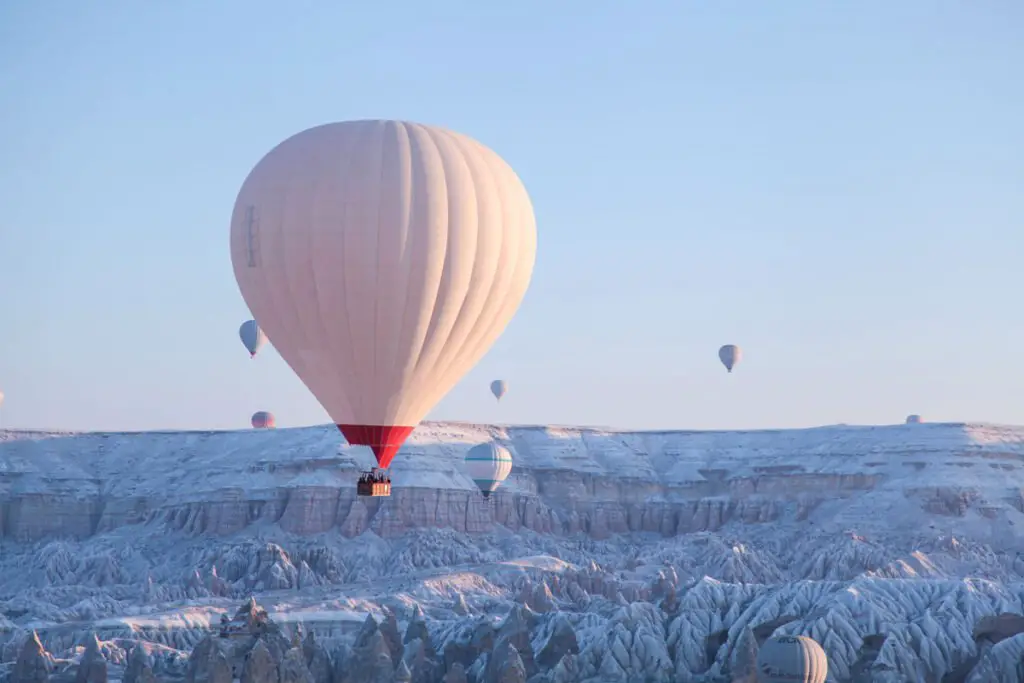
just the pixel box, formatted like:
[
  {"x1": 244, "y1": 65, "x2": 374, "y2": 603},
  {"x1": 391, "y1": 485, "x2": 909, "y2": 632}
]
[
  {"x1": 239, "y1": 320, "x2": 267, "y2": 358},
  {"x1": 756, "y1": 635, "x2": 827, "y2": 683},
  {"x1": 718, "y1": 344, "x2": 741, "y2": 373},
  {"x1": 490, "y1": 380, "x2": 507, "y2": 401},
  {"x1": 906, "y1": 414, "x2": 923, "y2": 424}
]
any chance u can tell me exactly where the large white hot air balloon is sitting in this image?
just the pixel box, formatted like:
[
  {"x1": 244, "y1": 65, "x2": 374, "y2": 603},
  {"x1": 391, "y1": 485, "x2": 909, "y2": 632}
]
[
  {"x1": 756, "y1": 635, "x2": 828, "y2": 683},
  {"x1": 229, "y1": 120, "x2": 537, "y2": 479},
  {"x1": 251, "y1": 411, "x2": 276, "y2": 429},
  {"x1": 464, "y1": 442, "x2": 513, "y2": 498},
  {"x1": 490, "y1": 380, "x2": 507, "y2": 401},
  {"x1": 718, "y1": 344, "x2": 741, "y2": 373}
]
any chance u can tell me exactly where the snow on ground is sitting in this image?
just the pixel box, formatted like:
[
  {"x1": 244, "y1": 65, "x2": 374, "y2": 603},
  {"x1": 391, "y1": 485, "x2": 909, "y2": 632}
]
[
  {"x1": 3, "y1": 420, "x2": 1024, "y2": 500},
  {"x1": 1, "y1": 421, "x2": 1024, "y2": 681}
]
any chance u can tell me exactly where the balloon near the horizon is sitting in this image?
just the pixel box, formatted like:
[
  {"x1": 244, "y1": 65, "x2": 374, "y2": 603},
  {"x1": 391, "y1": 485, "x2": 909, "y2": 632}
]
[
  {"x1": 239, "y1": 320, "x2": 267, "y2": 358},
  {"x1": 229, "y1": 120, "x2": 538, "y2": 469},
  {"x1": 490, "y1": 380, "x2": 507, "y2": 401},
  {"x1": 251, "y1": 411, "x2": 276, "y2": 429},
  {"x1": 906, "y1": 414, "x2": 923, "y2": 424},
  {"x1": 718, "y1": 344, "x2": 741, "y2": 373},
  {"x1": 464, "y1": 442, "x2": 513, "y2": 498},
  {"x1": 756, "y1": 635, "x2": 827, "y2": 683}
]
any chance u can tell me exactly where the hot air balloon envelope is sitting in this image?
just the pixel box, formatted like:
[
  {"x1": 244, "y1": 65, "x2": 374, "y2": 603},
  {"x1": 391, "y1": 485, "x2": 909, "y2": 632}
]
[
  {"x1": 239, "y1": 320, "x2": 267, "y2": 358},
  {"x1": 464, "y1": 442, "x2": 513, "y2": 498},
  {"x1": 251, "y1": 411, "x2": 276, "y2": 429},
  {"x1": 906, "y1": 414, "x2": 923, "y2": 424},
  {"x1": 718, "y1": 344, "x2": 741, "y2": 373},
  {"x1": 756, "y1": 635, "x2": 828, "y2": 683},
  {"x1": 490, "y1": 380, "x2": 507, "y2": 401},
  {"x1": 229, "y1": 120, "x2": 537, "y2": 470}
]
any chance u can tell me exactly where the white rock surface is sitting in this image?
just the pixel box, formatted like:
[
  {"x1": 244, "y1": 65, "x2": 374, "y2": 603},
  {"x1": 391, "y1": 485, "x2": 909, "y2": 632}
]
[{"x1": 2, "y1": 421, "x2": 1024, "y2": 682}]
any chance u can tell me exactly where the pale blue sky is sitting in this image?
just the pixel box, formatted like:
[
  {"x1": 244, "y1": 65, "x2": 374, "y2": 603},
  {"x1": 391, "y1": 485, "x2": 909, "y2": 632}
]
[{"x1": 1, "y1": 1, "x2": 1022, "y2": 432}]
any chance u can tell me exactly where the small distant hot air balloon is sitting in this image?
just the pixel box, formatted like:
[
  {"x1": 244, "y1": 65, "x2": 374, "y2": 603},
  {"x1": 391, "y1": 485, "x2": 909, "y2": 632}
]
[
  {"x1": 718, "y1": 344, "x2": 741, "y2": 373},
  {"x1": 464, "y1": 442, "x2": 513, "y2": 499},
  {"x1": 490, "y1": 380, "x2": 508, "y2": 401},
  {"x1": 906, "y1": 414, "x2": 923, "y2": 424},
  {"x1": 251, "y1": 411, "x2": 276, "y2": 429},
  {"x1": 0, "y1": 390, "x2": 4, "y2": 408},
  {"x1": 756, "y1": 635, "x2": 827, "y2": 683},
  {"x1": 239, "y1": 320, "x2": 267, "y2": 358},
  {"x1": 229, "y1": 120, "x2": 537, "y2": 496}
]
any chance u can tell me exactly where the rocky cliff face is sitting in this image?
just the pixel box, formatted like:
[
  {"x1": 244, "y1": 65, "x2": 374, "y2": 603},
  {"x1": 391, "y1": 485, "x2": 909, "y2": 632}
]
[
  {"x1": 1, "y1": 421, "x2": 1023, "y2": 543},
  {"x1": 14, "y1": 586, "x2": 1024, "y2": 683},
  {"x1": 3, "y1": 422, "x2": 1024, "y2": 682}
]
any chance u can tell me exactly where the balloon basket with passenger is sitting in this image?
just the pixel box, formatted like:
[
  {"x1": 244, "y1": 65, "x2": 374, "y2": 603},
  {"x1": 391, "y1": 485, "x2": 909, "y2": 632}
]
[
  {"x1": 339, "y1": 425, "x2": 407, "y2": 497},
  {"x1": 357, "y1": 468, "x2": 392, "y2": 497}
]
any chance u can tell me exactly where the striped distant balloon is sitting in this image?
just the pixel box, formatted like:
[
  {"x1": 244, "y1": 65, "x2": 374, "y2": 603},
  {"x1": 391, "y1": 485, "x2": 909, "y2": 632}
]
[
  {"x1": 490, "y1": 380, "x2": 507, "y2": 401},
  {"x1": 464, "y1": 442, "x2": 513, "y2": 499},
  {"x1": 756, "y1": 635, "x2": 827, "y2": 683},
  {"x1": 251, "y1": 411, "x2": 276, "y2": 429},
  {"x1": 718, "y1": 344, "x2": 741, "y2": 373},
  {"x1": 239, "y1": 320, "x2": 267, "y2": 358}
]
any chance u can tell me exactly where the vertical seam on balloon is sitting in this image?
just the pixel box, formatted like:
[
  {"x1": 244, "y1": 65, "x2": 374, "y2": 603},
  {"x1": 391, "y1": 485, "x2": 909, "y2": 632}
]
[
  {"x1": 326, "y1": 127, "x2": 362, "y2": 422},
  {"x1": 422, "y1": 135, "x2": 517, "y2": 415},
  {"x1": 408, "y1": 125, "x2": 460, "y2": 377},
  {"x1": 371, "y1": 121, "x2": 387, "y2": 389},
  {"x1": 455, "y1": 156, "x2": 534, "y2": 380},
  {"x1": 391, "y1": 124, "x2": 452, "y2": 421},
  {"x1": 292, "y1": 124, "x2": 358, "y2": 425},
  {"x1": 339, "y1": 147, "x2": 360, "y2": 420},
  {"x1": 270, "y1": 144, "x2": 314, "y2": 407},
  {"x1": 406, "y1": 127, "x2": 480, "y2": 395},
  {"x1": 384, "y1": 122, "x2": 415, "y2": 424},
  {"x1": 412, "y1": 133, "x2": 503, "y2": 418},
  {"x1": 340, "y1": 126, "x2": 377, "y2": 421},
  {"x1": 389, "y1": 124, "x2": 431, "y2": 425},
  {"x1": 275, "y1": 150, "x2": 305, "y2": 377},
  {"x1": 304, "y1": 132, "x2": 338, "y2": 420},
  {"x1": 450, "y1": 136, "x2": 521, "y2": 365},
  {"x1": 286, "y1": 137, "x2": 332, "y2": 420}
]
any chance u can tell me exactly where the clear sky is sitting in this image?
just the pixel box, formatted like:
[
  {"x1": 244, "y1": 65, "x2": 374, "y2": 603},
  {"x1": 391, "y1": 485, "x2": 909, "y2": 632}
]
[{"x1": 1, "y1": 1, "x2": 1022, "y2": 433}]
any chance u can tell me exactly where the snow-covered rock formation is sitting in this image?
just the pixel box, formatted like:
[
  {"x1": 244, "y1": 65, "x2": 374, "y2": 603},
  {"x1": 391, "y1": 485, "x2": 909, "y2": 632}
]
[{"x1": 2, "y1": 421, "x2": 1024, "y2": 682}]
